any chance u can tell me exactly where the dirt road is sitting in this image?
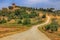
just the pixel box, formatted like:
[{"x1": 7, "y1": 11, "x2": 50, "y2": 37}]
[{"x1": 0, "y1": 16, "x2": 51, "y2": 40}]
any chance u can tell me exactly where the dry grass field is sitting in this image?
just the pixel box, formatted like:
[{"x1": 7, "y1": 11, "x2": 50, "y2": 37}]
[{"x1": 0, "y1": 24, "x2": 30, "y2": 38}]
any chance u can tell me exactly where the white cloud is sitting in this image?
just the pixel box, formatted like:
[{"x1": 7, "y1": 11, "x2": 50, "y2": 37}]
[{"x1": 26, "y1": 0, "x2": 48, "y2": 4}]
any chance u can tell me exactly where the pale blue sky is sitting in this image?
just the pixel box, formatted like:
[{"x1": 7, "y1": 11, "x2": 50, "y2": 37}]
[{"x1": 0, "y1": 0, "x2": 60, "y2": 10}]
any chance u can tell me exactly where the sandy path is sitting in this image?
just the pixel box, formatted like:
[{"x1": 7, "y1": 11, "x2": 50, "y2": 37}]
[{"x1": 0, "y1": 16, "x2": 51, "y2": 40}]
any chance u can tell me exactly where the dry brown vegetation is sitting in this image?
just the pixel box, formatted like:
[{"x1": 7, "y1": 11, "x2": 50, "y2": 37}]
[{"x1": 0, "y1": 25, "x2": 30, "y2": 38}]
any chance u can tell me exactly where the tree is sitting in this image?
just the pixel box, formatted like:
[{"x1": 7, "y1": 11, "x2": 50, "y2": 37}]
[
  {"x1": 0, "y1": 10, "x2": 2, "y2": 16},
  {"x1": 45, "y1": 25, "x2": 50, "y2": 31},
  {"x1": 42, "y1": 14, "x2": 46, "y2": 18},
  {"x1": 0, "y1": 18, "x2": 7, "y2": 24},
  {"x1": 18, "y1": 20, "x2": 22, "y2": 24},
  {"x1": 29, "y1": 11, "x2": 39, "y2": 18},
  {"x1": 45, "y1": 21, "x2": 58, "y2": 33},
  {"x1": 39, "y1": 8, "x2": 44, "y2": 11},
  {"x1": 15, "y1": 9, "x2": 21, "y2": 16},
  {"x1": 23, "y1": 19, "x2": 31, "y2": 25},
  {"x1": 46, "y1": 8, "x2": 55, "y2": 12},
  {"x1": 51, "y1": 25, "x2": 58, "y2": 32},
  {"x1": 8, "y1": 12, "x2": 16, "y2": 19},
  {"x1": 2, "y1": 8, "x2": 9, "y2": 16}
]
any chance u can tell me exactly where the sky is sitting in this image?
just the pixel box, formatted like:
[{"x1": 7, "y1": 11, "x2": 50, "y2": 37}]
[{"x1": 0, "y1": 0, "x2": 60, "y2": 10}]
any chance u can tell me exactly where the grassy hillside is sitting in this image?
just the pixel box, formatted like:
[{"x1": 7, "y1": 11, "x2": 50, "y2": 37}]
[
  {"x1": 0, "y1": 4, "x2": 47, "y2": 37},
  {"x1": 0, "y1": 3, "x2": 60, "y2": 38},
  {"x1": 0, "y1": 4, "x2": 47, "y2": 26}
]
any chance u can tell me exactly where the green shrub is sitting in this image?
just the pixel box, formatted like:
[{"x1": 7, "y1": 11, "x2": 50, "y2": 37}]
[
  {"x1": 45, "y1": 25, "x2": 50, "y2": 31},
  {"x1": 45, "y1": 22, "x2": 58, "y2": 33},
  {"x1": 23, "y1": 19, "x2": 31, "y2": 25},
  {"x1": 0, "y1": 19, "x2": 7, "y2": 24},
  {"x1": 42, "y1": 14, "x2": 46, "y2": 18},
  {"x1": 50, "y1": 25, "x2": 58, "y2": 32},
  {"x1": 18, "y1": 20, "x2": 22, "y2": 24}
]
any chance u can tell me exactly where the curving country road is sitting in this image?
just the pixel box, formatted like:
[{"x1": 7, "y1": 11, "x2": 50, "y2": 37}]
[{"x1": 0, "y1": 16, "x2": 51, "y2": 40}]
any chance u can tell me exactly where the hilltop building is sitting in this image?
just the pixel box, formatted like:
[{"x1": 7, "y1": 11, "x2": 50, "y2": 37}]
[
  {"x1": 2, "y1": 3, "x2": 20, "y2": 12},
  {"x1": 8, "y1": 3, "x2": 20, "y2": 11}
]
